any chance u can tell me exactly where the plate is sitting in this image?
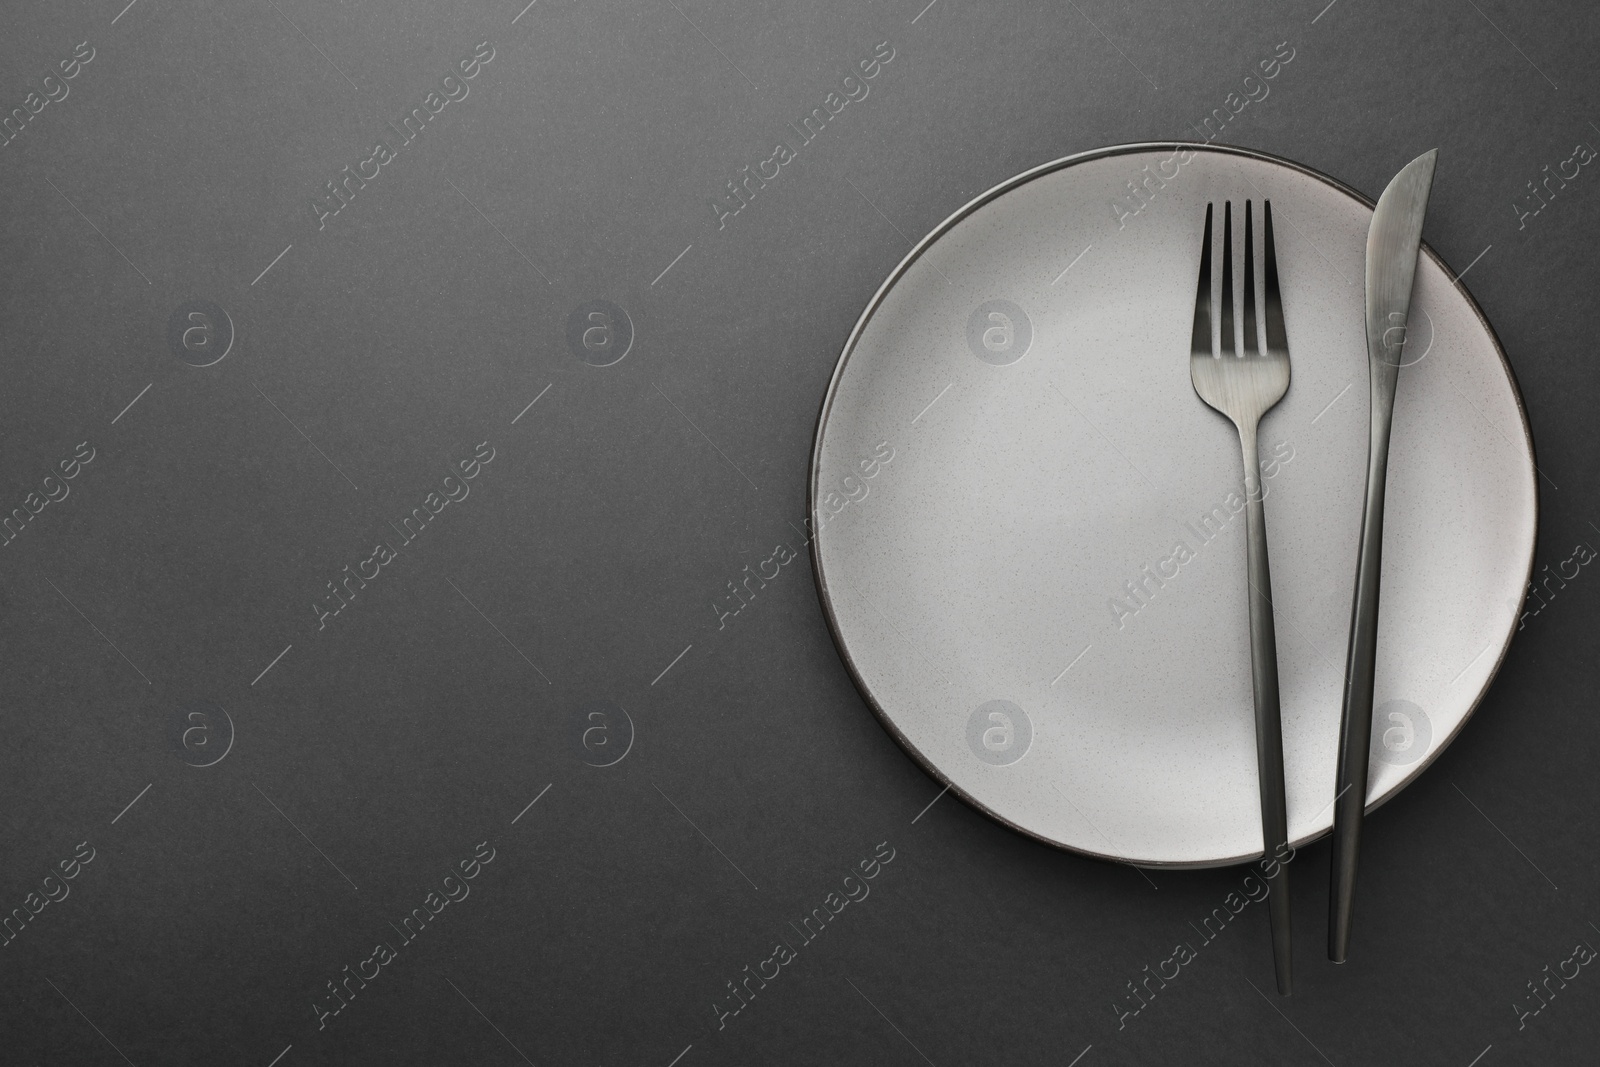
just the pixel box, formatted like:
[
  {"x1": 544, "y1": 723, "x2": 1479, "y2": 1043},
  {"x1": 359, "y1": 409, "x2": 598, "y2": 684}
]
[{"x1": 809, "y1": 143, "x2": 1537, "y2": 868}]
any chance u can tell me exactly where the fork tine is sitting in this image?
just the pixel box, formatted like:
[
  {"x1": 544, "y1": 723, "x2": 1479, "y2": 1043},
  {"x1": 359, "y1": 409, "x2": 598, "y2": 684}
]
[
  {"x1": 1243, "y1": 201, "x2": 1258, "y2": 355},
  {"x1": 1191, "y1": 203, "x2": 1213, "y2": 356},
  {"x1": 1221, "y1": 201, "x2": 1235, "y2": 356},
  {"x1": 1263, "y1": 200, "x2": 1288, "y2": 352}
]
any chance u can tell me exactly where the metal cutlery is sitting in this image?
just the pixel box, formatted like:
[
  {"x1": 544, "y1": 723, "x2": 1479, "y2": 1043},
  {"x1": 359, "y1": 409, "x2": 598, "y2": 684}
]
[
  {"x1": 1189, "y1": 199, "x2": 1294, "y2": 995},
  {"x1": 1329, "y1": 149, "x2": 1439, "y2": 964}
]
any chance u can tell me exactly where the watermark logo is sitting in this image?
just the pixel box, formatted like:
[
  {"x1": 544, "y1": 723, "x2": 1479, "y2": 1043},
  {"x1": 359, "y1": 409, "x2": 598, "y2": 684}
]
[
  {"x1": 712, "y1": 842, "x2": 896, "y2": 1031},
  {"x1": 1514, "y1": 938, "x2": 1596, "y2": 1031},
  {"x1": 566, "y1": 300, "x2": 633, "y2": 366},
  {"x1": 1513, "y1": 538, "x2": 1596, "y2": 629},
  {"x1": 707, "y1": 41, "x2": 897, "y2": 231},
  {"x1": 1109, "y1": 442, "x2": 1295, "y2": 630},
  {"x1": 572, "y1": 700, "x2": 634, "y2": 767},
  {"x1": 167, "y1": 300, "x2": 234, "y2": 367},
  {"x1": 312, "y1": 442, "x2": 496, "y2": 633},
  {"x1": 1377, "y1": 307, "x2": 1434, "y2": 368},
  {"x1": 1110, "y1": 842, "x2": 1294, "y2": 1031},
  {"x1": 1111, "y1": 42, "x2": 1297, "y2": 230},
  {"x1": 0, "y1": 840, "x2": 95, "y2": 950},
  {"x1": 0, "y1": 440, "x2": 96, "y2": 550},
  {"x1": 311, "y1": 41, "x2": 496, "y2": 231},
  {"x1": 812, "y1": 440, "x2": 894, "y2": 533},
  {"x1": 0, "y1": 40, "x2": 95, "y2": 153},
  {"x1": 1512, "y1": 141, "x2": 1597, "y2": 230},
  {"x1": 966, "y1": 700, "x2": 1032, "y2": 765},
  {"x1": 172, "y1": 700, "x2": 234, "y2": 767},
  {"x1": 1370, "y1": 699, "x2": 1430, "y2": 766},
  {"x1": 966, "y1": 300, "x2": 1032, "y2": 366},
  {"x1": 312, "y1": 839, "x2": 496, "y2": 1031}
]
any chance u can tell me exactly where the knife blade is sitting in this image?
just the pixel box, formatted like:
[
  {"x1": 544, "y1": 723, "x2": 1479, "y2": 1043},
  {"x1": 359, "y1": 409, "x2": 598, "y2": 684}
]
[{"x1": 1329, "y1": 148, "x2": 1438, "y2": 964}]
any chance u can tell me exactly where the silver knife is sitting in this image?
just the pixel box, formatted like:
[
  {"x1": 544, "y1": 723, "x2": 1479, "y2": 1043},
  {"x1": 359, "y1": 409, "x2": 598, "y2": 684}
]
[{"x1": 1329, "y1": 148, "x2": 1438, "y2": 963}]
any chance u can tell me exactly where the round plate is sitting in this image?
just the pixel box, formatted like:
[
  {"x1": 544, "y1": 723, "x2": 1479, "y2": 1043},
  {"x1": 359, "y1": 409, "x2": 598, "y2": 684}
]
[{"x1": 810, "y1": 143, "x2": 1537, "y2": 868}]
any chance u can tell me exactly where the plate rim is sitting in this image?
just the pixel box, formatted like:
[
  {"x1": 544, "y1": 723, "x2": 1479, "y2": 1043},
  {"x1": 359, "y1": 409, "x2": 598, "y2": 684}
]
[{"x1": 806, "y1": 140, "x2": 1540, "y2": 869}]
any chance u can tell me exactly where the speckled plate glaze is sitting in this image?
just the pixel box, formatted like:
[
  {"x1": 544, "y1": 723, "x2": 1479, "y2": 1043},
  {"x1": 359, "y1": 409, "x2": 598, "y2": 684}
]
[{"x1": 810, "y1": 143, "x2": 1537, "y2": 868}]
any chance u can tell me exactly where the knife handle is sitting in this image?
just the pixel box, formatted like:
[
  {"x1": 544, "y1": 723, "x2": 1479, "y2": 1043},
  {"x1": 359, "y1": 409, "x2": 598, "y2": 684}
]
[{"x1": 1329, "y1": 398, "x2": 1395, "y2": 962}]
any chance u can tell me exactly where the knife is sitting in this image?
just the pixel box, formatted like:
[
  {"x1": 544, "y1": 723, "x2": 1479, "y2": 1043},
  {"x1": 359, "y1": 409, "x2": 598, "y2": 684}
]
[{"x1": 1328, "y1": 149, "x2": 1438, "y2": 963}]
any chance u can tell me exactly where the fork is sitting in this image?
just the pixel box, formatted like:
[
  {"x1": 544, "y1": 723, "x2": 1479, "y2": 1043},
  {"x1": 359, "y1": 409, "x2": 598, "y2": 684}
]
[{"x1": 1189, "y1": 200, "x2": 1294, "y2": 995}]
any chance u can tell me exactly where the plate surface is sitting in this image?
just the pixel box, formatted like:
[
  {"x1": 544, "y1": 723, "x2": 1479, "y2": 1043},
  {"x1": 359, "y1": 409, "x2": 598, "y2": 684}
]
[{"x1": 810, "y1": 143, "x2": 1537, "y2": 868}]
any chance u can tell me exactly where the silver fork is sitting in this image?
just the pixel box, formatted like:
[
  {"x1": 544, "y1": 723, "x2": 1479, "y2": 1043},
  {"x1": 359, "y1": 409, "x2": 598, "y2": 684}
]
[{"x1": 1189, "y1": 200, "x2": 1293, "y2": 995}]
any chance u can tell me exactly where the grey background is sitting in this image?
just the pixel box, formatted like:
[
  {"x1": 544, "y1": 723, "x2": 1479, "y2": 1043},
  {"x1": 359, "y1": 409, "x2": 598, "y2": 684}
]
[{"x1": 1, "y1": 1, "x2": 1596, "y2": 1065}]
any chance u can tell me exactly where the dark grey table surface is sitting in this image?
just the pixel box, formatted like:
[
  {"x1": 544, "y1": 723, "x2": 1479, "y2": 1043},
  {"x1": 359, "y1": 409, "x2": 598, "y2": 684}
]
[{"x1": 4, "y1": 1, "x2": 1598, "y2": 1064}]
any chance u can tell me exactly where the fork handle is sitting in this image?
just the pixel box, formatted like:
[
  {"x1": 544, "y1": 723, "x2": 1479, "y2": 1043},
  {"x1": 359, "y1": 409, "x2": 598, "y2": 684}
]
[
  {"x1": 1239, "y1": 425, "x2": 1293, "y2": 996},
  {"x1": 1329, "y1": 395, "x2": 1396, "y2": 962}
]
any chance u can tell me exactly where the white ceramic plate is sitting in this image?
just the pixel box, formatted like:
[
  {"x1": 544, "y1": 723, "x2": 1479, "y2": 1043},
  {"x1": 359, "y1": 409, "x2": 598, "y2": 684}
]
[{"x1": 810, "y1": 144, "x2": 1537, "y2": 868}]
